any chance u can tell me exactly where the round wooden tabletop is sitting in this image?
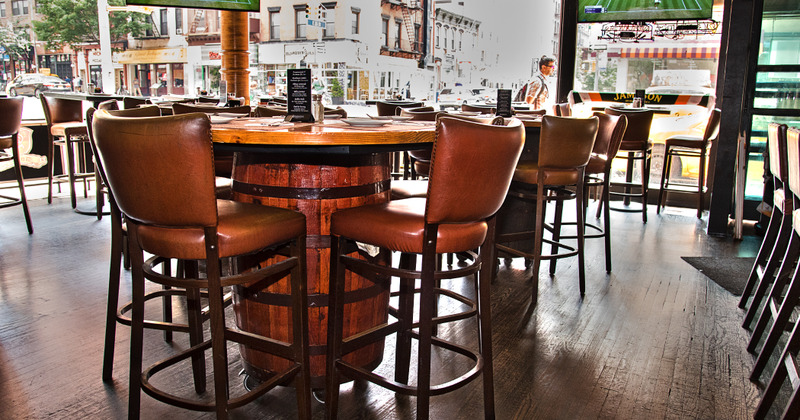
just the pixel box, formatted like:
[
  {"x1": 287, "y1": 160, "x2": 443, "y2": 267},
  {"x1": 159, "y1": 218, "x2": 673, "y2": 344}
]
[{"x1": 212, "y1": 118, "x2": 437, "y2": 146}]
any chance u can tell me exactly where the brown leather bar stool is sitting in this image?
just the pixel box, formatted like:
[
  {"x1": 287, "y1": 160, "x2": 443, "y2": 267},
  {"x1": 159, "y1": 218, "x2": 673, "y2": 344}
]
[
  {"x1": 604, "y1": 107, "x2": 654, "y2": 223},
  {"x1": 254, "y1": 104, "x2": 288, "y2": 117},
  {"x1": 554, "y1": 102, "x2": 571, "y2": 116},
  {"x1": 399, "y1": 106, "x2": 438, "y2": 180},
  {"x1": 657, "y1": 108, "x2": 721, "y2": 218},
  {"x1": 87, "y1": 105, "x2": 182, "y2": 383},
  {"x1": 376, "y1": 100, "x2": 425, "y2": 179},
  {"x1": 561, "y1": 112, "x2": 627, "y2": 273},
  {"x1": 92, "y1": 111, "x2": 311, "y2": 419},
  {"x1": 495, "y1": 115, "x2": 599, "y2": 302},
  {"x1": 0, "y1": 97, "x2": 32, "y2": 234},
  {"x1": 40, "y1": 94, "x2": 93, "y2": 209},
  {"x1": 748, "y1": 127, "x2": 800, "y2": 383},
  {"x1": 325, "y1": 116, "x2": 524, "y2": 420},
  {"x1": 740, "y1": 123, "x2": 792, "y2": 317}
]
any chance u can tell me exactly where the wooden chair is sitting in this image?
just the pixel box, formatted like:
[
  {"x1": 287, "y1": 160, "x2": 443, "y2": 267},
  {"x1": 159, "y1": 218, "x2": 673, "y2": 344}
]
[
  {"x1": 196, "y1": 96, "x2": 220, "y2": 103},
  {"x1": 740, "y1": 123, "x2": 792, "y2": 315},
  {"x1": 40, "y1": 94, "x2": 93, "y2": 209},
  {"x1": 748, "y1": 126, "x2": 800, "y2": 383},
  {"x1": 92, "y1": 110, "x2": 311, "y2": 419},
  {"x1": 325, "y1": 115, "x2": 524, "y2": 420},
  {"x1": 603, "y1": 107, "x2": 654, "y2": 223},
  {"x1": 461, "y1": 103, "x2": 496, "y2": 114},
  {"x1": 657, "y1": 108, "x2": 721, "y2": 218},
  {"x1": 122, "y1": 97, "x2": 150, "y2": 110},
  {"x1": 0, "y1": 97, "x2": 32, "y2": 233},
  {"x1": 753, "y1": 127, "x2": 800, "y2": 420},
  {"x1": 253, "y1": 105, "x2": 288, "y2": 117},
  {"x1": 495, "y1": 115, "x2": 599, "y2": 302}
]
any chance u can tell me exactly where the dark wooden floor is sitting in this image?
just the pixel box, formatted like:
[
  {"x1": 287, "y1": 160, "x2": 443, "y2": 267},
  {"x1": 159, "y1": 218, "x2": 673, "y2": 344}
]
[{"x1": 0, "y1": 188, "x2": 772, "y2": 419}]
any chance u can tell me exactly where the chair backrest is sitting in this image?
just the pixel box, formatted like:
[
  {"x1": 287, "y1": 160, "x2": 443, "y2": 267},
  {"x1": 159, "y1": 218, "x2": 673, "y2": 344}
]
[
  {"x1": 514, "y1": 108, "x2": 547, "y2": 116},
  {"x1": 461, "y1": 103, "x2": 496, "y2": 114},
  {"x1": 197, "y1": 96, "x2": 220, "y2": 103},
  {"x1": 97, "y1": 100, "x2": 119, "y2": 111},
  {"x1": 591, "y1": 112, "x2": 626, "y2": 156},
  {"x1": 702, "y1": 108, "x2": 722, "y2": 142},
  {"x1": 400, "y1": 107, "x2": 439, "y2": 121},
  {"x1": 0, "y1": 97, "x2": 24, "y2": 138},
  {"x1": 253, "y1": 105, "x2": 288, "y2": 117},
  {"x1": 107, "y1": 106, "x2": 163, "y2": 118},
  {"x1": 538, "y1": 115, "x2": 598, "y2": 170},
  {"x1": 122, "y1": 97, "x2": 150, "y2": 110},
  {"x1": 376, "y1": 100, "x2": 424, "y2": 116},
  {"x1": 425, "y1": 115, "x2": 524, "y2": 224},
  {"x1": 787, "y1": 128, "x2": 800, "y2": 199},
  {"x1": 604, "y1": 107, "x2": 654, "y2": 145},
  {"x1": 324, "y1": 107, "x2": 348, "y2": 118},
  {"x1": 769, "y1": 123, "x2": 790, "y2": 185},
  {"x1": 40, "y1": 94, "x2": 82, "y2": 125},
  {"x1": 172, "y1": 103, "x2": 251, "y2": 116},
  {"x1": 92, "y1": 111, "x2": 218, "y2": 228}
]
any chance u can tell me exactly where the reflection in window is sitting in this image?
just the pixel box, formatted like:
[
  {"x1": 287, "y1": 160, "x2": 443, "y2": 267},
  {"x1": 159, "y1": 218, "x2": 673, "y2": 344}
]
[
  {"x1": 11, "y1": 0, "x2": 27, "y2": 15},
  {"x1": 295, "y1": 8, "x2": 307, "y2": 39}
]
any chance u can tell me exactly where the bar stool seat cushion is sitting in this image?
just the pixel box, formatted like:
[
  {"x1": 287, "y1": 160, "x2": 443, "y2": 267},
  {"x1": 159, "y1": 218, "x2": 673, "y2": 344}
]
[
  {"x1": 331, "y1": 197, "x2": 488, "y2": 254},
  {"x1": 137, "y1": 199, "x2": 305, "y2": 260},
  {"x1": 390, "y1": 179, "x2": 428, "y2": 199},
  {"x1": 665, "y1": 135, "x2": 703, "y2": 148},
  {"x1": 51, "y1": 122, "x2": 88, "y2": 137},
  {"x1": 513, "y1": 160, "x2": 582, "y2": 185},
  {"x1": 620, "y1": 138, "x2": 653, "y2": 150}
]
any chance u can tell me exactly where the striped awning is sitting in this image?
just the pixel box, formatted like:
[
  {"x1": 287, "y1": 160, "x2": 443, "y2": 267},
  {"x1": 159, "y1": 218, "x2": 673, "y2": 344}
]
[{"x1": 617, "y1": 46, "x2": 719, "y2": 59}]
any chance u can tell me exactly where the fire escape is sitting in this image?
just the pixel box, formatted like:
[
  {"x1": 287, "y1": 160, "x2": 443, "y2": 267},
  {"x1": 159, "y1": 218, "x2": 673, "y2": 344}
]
[{"x1": 382, "y1": 0, "x2": 423, "y2": 59}]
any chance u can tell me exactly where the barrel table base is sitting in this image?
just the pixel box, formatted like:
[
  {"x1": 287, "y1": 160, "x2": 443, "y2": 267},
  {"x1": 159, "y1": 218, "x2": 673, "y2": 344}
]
[{"x1": 231, "y1": 152, "x2": 391, "y2": 389}]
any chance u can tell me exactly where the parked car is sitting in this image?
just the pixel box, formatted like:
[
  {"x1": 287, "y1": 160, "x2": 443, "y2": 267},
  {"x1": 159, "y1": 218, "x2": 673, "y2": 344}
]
[
  {"x1": 437, "y1": 86, "x2": 479, "y2": 110},
  {"x1": 6, "y1": 74, "x2": 72, "y2": 97}
]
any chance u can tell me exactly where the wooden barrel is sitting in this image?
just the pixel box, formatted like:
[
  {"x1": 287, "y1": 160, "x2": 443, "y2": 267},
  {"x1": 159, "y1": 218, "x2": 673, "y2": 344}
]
[{"x1": 230, "y1": 151, "x2": 391, "y2": 389}]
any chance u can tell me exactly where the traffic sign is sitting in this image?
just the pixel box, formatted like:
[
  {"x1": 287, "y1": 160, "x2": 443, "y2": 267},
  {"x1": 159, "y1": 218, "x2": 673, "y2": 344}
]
[{"x1": 307, "y1": 19, "x2": 326, "y2": 28}]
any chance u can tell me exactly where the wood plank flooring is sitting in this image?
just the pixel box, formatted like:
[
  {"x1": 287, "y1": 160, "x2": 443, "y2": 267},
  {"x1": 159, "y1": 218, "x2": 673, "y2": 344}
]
[{"x1": 0, "y1": 191, "x2": 772, "y2": 419}]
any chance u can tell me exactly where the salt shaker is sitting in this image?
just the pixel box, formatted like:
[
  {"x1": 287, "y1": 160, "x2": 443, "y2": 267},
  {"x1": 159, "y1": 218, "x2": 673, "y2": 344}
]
[{"x1": 312, "y1": 94, "x2": 324, "y2": 122}]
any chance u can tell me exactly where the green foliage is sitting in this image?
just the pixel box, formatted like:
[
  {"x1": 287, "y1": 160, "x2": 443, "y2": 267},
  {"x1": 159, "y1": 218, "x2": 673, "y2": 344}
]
[
  {"x1": 0, "y1": 24, "x2": 32, "y2": 62},
  {"x1": 33, "y1": 0, "x2": 150, "y2": 50},
  {"x1": 330, "y1": 77, "x2": 344, "y2": 98}
]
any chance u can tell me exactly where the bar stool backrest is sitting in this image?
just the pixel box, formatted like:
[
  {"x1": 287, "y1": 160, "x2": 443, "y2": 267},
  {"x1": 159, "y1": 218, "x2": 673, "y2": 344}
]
[
  {"x1": 538, "y1": 115, "x2": 599, "y2": 170},
  {"x1": 787, "y1": 127, "x2": 800, "y2": 199},
  {"x1": 376, "y1": 100, "x2": 424, "y2": 116},
  {"x1": 702, "y1": 108, "x2": 722, "y2": 143},
  {"x1": 107, "y1": 106, "x2": 162, "y2": 118},
  {"x1": 425, "y1": 115, "x2": 524, "y2": 224},
  {"x1": 591, "y1": 112, "x2": 626, "y2": 157},
  {"x1": 0, "y1": 97, "x2": 24, "y2": 138},
  {"x1": 122, "y1": 97, "x2": 150, "y2": 110},
  {"x1": 768, "y1": 123, "x2": 789, "y2": 187},
  {"x1": 399, "y1": 106, "x2": 439, "y2": 121},
  {"x1": 92, "y1": 111, "x2": 218, "y2": 228},
  {"x1": 97, "y1": 99, "x2": 119, "y2": 111},
  {"x1": 40, "y1": 95, "x2": 82, "y2": 125},
  {"x1": 604, "y1": 107, "x2": 654, "y2": 146}
]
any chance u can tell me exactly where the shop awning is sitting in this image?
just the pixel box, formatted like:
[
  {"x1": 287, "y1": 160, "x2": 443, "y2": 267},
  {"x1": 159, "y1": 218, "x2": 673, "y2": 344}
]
[
  {"x1": 116, "y1": 47, "x2": 186, "y2": 64},
  {"x1": 617, "y1": 46, "x2": 719, "y2": 59}
]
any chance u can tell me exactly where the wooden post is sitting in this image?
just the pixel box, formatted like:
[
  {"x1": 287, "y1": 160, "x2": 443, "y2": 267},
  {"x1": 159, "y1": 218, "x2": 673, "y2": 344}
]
[{"x1": 220, "y1": 11, "x2": 250, "y2": 105}]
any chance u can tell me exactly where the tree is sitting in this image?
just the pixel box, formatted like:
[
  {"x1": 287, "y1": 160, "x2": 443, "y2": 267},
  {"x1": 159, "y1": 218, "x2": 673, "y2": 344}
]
[
  {"x1": 33, "y1": 0, "x2": 150, "y2": 50},
  {"x1": 0, "y1": 24, "x2": 33, "y2": 76}
]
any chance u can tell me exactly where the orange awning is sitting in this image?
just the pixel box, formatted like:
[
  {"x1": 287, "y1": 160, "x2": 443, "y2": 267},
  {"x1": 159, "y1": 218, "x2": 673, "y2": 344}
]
[{"x1": 618, "y1": 46, "x2": 719, "y2": 59}]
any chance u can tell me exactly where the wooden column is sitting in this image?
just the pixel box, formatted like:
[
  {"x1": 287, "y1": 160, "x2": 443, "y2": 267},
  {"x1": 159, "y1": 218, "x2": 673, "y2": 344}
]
[{"x1": 220, "y1": 11, "x2": 250, "y2": 105}]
